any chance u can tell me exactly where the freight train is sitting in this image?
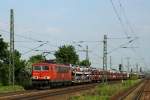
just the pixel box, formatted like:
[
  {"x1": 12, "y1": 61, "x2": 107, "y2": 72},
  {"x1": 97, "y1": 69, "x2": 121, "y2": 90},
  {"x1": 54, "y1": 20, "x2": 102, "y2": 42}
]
[{"x1": 31, "y1": 60, "x2": 129, "y2": 88}]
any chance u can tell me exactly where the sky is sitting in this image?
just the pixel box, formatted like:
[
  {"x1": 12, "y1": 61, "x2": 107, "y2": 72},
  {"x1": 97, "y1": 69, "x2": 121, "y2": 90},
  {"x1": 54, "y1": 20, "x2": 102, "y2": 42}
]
[{"x1": 0, "y1": 0, "x2": 150, "y2": 72}]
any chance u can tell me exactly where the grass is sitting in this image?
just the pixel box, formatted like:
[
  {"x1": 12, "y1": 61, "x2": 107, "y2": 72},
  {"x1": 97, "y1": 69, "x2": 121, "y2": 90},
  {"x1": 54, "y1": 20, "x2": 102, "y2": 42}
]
[
  {"x1": 70, "y1": 79, "x2": 141, "y2": 100},
  {"x1": 0, "y1": 85, "x2": 24, "y2": 93}
]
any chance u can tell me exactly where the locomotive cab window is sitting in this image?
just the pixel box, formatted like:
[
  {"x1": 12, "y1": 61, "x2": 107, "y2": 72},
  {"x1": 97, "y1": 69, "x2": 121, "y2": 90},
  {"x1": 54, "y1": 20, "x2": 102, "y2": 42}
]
[
  {"x1": 42, "y1": 66, "x2": 49, "y2": 70},
  {"x1": 33, "y1": 66, "x2": 49, "y2": 71},
  {"x1": 33, "y1": 66, "x2": 41, "y2": 71}
]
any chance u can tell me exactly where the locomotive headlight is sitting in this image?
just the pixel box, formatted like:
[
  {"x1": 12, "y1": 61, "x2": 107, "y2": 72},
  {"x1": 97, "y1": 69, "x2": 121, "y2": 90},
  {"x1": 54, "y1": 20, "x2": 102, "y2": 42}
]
[
  {"x1": 44, "y1": 76, "x2": 50, "y2": 79},
  {"x1": 46, "y1": 76, "x2": 50, "y2": 79},
  {"x1": 32, "y1": 76, "x2": 38, "y2": 79}
]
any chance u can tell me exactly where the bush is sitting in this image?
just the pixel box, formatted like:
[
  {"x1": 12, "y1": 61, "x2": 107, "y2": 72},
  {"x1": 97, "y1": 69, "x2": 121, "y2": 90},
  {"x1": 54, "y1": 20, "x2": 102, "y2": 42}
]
[
  {"x1": 70, "y1": 80, "x2": 140, "y2": 100},
  {"x1": 16, "y1": 69, "x2": 32, "y2": 89}
]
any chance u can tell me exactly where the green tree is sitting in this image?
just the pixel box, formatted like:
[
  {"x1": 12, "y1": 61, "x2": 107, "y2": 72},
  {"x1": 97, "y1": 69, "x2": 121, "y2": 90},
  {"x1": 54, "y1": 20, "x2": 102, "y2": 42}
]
[
  {"x1": 0, "y1": 35, "x2": 28, "y2": 86},
  {"x1": 79, "y1": 59, "x2": 91, "y2": 67},
  {"x1": 0, "y1": 35, "x2": 9, "y2": 85},
  {"x1": 13, "y1": 50, "x2": 27, "y2": 85},
  {"x1": 4, "y1": 50, "x2": 27, "y2": 86},
  {"x1": 28, "y1": 54, "x2": 45, "y2": 64},
  {"x1": 0, "y1": 35, "x2": 8, "y2": 61},
  {"x1": 54, "y1": 45, "x2": 79, "y2": 64}
]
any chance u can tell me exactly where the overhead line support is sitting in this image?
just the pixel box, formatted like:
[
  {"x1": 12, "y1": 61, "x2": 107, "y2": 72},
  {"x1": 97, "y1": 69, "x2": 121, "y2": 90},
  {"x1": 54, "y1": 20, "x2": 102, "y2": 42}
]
[
  {"x1": 103, "y1": 34, "x2": 107, "y2": 84},
  {"x1": 9, "y1": 9, "x2": 15, "y2": 86}
]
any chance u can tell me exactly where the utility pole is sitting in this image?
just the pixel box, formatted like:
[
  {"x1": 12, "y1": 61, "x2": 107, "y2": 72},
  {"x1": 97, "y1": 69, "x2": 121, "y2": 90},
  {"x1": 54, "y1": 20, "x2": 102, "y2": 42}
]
[
  {"x1": 85, "y1": 45, "x2": 89, "y2": 67},
  {"x1": 103, "y1": 35, "x2": 107, "y2": 83},
  {"x1": 78, "y1": 45, "x2": 90, "y2": 67},
  {"x1": 136, "y1": 63, "x2": 139, "y2": 73},
  {"x1": 121, "y1": 56, "x2": 123, "y2": 71},
  {"x1": 86, "y1": 45, "x2": 89, "y2": 61},
  {"x1": 131, "y1": 68, "x2": 133, "y2": 73},
  {"x1": 10, "y1": 9, "x2": 15, "y2": 86},
  {"x1": 140, "y1": 67, "x2": 142, "y2": 73},
  {"x1": 110, "y1": 56, "x2": 112, "y2": 69},
  {"x1": 126, "y1": 57, "x2": 130, "y2": 73}
]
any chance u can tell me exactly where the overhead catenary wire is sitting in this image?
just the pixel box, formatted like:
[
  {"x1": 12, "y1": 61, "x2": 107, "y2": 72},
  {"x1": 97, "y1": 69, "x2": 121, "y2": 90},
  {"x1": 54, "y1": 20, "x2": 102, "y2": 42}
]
[
  {"x1": 116, "y1": 1, "x2": 146, "y2": 69},
  {"x1": 118, "y1": 0, "x2": 140, "y2": 50},
  {"x1": 107, "y1": 37, "x2": 131, "y2": 39},
  {"x1": 118, "y1": 0, "x2": 135, "y2": 35},
  {"x1": 109, "y1": 0, "x2": 130, "y2": 39},
  {"x1": 0, "y1": 5, "x2": 145, "y2": 71},
  {"x1": 108, "y1": 0, "x2": 143, "y2": 69},
  {"x1": 107, "y1": 38, "x2": 137, "y2": 54},
  {"x1": 1, "y1": 28, "x2": 102, "y2": 57},
  {"x1": 0, "y1": 29, "x2": 45, "y2": 42},
  {"x1": 130, "y1": 47, "x2": 148, "y2": 69},
  {"x1": 73, "y1": 40, "x2": 103, "y2": 43},
  {"x1": 109, "y1": 0, "x2": 138, "y2": 54},
  {"x1": 22, "y1": 42, "x2": 48, "y2": 55},
  {"x1": 0, "y1": 29, "x2": 87, "y2": 48},
  {"x1": 0, "y1": 28, "x2": 59, "y2": 48},
  {"x1": 0, "y1": 20, "x2": 143, "y2": 69},
  {"x1": 118, "y1": 1, "x2": 144, "y2": 65}
]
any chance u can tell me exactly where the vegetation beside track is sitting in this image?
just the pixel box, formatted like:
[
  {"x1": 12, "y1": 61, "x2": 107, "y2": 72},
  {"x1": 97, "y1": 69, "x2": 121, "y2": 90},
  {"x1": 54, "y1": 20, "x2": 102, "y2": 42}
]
[
  {"x1": 70, "y1": 79, "x2": 141, "y2": 100},
  {"x1": 0, "y1": 85, "x2": 24, "y2": 93}
]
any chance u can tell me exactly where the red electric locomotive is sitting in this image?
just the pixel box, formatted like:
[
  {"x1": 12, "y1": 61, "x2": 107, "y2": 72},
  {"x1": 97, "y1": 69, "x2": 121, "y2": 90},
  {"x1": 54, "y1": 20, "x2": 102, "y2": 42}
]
[
  {"x1": 32, "y1": 60, "x2": 129, "y2": 89},
  {"x1": 32, "y1": 61, "x2": 72, "y2": 88}
]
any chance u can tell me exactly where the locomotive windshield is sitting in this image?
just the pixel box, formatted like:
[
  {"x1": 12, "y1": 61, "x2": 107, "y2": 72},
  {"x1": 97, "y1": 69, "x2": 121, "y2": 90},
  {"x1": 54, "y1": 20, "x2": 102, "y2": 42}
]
[
  {"x1": 33, "y1": 66, "x2": 49, "y2": 71},
  {"x1": 33, "y1": 66, "x2": 41, "y2": 70},
  {"x1": 42, "y1": 66, "x2": 49, "y2": 70}
]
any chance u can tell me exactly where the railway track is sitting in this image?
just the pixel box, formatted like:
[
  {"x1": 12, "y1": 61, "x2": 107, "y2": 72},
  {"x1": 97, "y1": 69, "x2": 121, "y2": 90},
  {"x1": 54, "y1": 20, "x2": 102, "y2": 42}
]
[
  {"x1": 111, "y1": 79, "x2": 143, "y2": 100},
  {"x1": 0, "y1": 83, "x2": 98, "y2": 100},
  {"x1": 134, "y1": 78, "x2": 150, "y2": 100},
  {"x1": 0, "y1": 81, "x2": 121, "y2": 100},
  {"x1": 117, "y1": 78, "x2": 150, "y2": 100}
]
